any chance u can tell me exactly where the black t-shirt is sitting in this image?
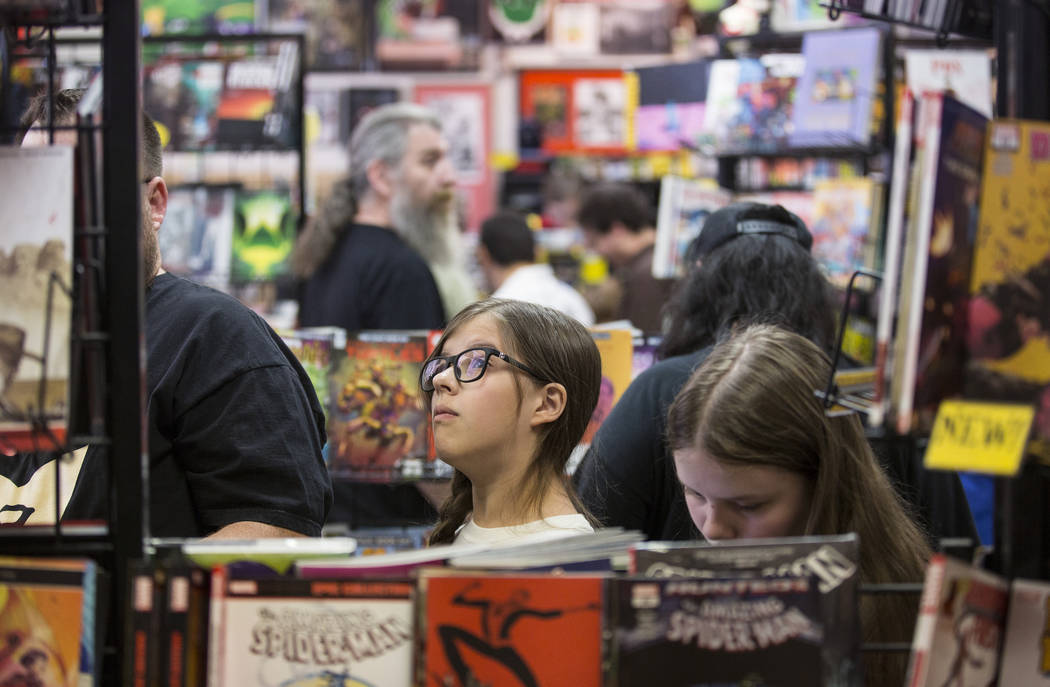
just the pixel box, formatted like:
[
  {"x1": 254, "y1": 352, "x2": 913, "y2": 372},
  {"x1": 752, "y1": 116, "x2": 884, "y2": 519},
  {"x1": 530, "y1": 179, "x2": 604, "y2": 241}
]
[
  {"x1": 298, "y1": 222, "x2": 445, "y2": 529},
  {"x1": 574, "y1": 348, "x2": 979, "y2": 546},
  {"x1": 298, "y1": 223, "x2": 446, "y2": 331},
  {"x1": 64, "y1": 273, "x2": 333, "y2": 538}
]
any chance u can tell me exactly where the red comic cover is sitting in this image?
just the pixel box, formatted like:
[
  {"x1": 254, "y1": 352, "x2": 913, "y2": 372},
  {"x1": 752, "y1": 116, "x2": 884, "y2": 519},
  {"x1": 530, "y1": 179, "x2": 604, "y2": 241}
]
[
  {"x1": 419, "y1": 572, "x2": 604, "y2": 687},
  {"x1": 326, "y1": 331, "x2": 431, "y2": 482}
]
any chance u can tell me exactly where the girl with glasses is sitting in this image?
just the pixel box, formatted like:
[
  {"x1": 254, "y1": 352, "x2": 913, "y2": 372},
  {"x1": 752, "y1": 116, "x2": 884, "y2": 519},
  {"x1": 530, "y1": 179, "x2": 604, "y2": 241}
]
[{"x1": 421, "y1": 299, "x2": 602, "y2": 545}]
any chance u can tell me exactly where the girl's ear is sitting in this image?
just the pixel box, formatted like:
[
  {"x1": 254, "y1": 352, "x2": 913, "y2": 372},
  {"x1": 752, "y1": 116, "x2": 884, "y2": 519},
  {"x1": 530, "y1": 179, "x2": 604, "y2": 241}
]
[{"x1": 529, "y1": 382, "x2": 567, "y2": 429}]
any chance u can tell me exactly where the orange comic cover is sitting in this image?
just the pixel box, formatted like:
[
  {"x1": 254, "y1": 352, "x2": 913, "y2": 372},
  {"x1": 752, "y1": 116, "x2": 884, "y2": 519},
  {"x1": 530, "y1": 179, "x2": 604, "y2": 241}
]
[
  {"x1": 326, "y1": 330, "x2": 431, "y2": 481},
  {"x1": 419, "y1": 572, "x2": 604, "y2": 687},
  {"x1": 582, "y1": 329, "x2": 633, "y2": 445}
]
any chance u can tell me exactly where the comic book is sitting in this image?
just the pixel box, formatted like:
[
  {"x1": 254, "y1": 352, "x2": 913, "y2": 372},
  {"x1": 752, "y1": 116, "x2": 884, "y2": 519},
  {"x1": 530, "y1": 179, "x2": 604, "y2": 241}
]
[
  {"x1": 160, "y1": 563, "x2": 210, "y2": 687},
  {"x1": 790, "y1": 28, "x2": 882, "y2": 148},
  {"x1": 230, "y1": 189, "x2": 297, "y2": 283},
  {"x1": 207, "y1": 569, "x2": 414, "y2": 687},
  {"x1": 630, "y1": 534, "x2": 861, "y2": 687},
  {"x1": 605, "y1": 575, "x2": 824, "y2": 686},
  {"x1": 892, "y1": 93, "x2": 987, "y2": 435},
  {"x1": 159, "y1": 184, "x2": 236, "y2": 289},
  {"x1": 598, "y1": 0, "x2": 674, "y2": 54},
  {"x1": 141, "y1": 0, "x2": 255, "y2": 35},
  {"x1": 904, "y1": 554, "x2": 1009, "y2": 687},
  {"x1": 417, "y1": 571, "x2": 604, "y2": 687},
  {"x1": 997, "y1": 578, "x2": 1050, "y2": 684},
  {"x1": 724, "y1": 54, "x2": 806, "y2": 153},
  {"x1": 633, "y1": 60, "x2": 710, "y2": 153},
  {"x1": 808, "y1": 177, "x2": 880, "y2": 289},
  {"x1": 267, "y1": 0, "x2": 365, "y2": 71},
  {"x1": 280, "y1": 326, "x2": 344, "y2": 423},
  {"x1": 326, "y1": 331, "x2": 433, "y2": 482},
  {"x1": 142, "y1": 59, "x2": 225, "y2": 151},
  {"x1": 632, "y1": 334, "x2": 663, "y2": 381},
  {"x1": 653, "y1": 176, "x2": 732, "y2": 279},
  {"x1": 214, "y1": 45, "x2": 301, "y2": 150},
  {"x1": 373, "y1": 0, "x2": 483, "y2": 70},
  {"x1": 966, "y1": 119, "x2": 1050, "y2": 459},
  {"x1": 582, "y1": 328, "x2": 633, "y2": 445},
  {"x1": 903, "y1": 49, "x2": 994, "y2": 118},
  {"x1": 0, "y1": 146, "x2": 73, "y2": 451},
  {"x1": 0, "y1": 556, "x2": 99, "y2": 687}
]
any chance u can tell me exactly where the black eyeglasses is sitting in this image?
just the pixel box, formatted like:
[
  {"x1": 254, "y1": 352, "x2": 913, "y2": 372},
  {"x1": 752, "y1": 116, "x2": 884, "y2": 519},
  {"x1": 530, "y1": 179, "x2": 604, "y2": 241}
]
[{"x1": 420, "y1": 346, "x2": 549, "y2": 392}]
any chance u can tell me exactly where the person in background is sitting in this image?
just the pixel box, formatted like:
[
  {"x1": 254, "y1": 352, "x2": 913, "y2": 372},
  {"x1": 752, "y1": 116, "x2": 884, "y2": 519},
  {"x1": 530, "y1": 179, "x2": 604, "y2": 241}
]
[
  {"x1": 293, "y1": 102, "x2": 479, "y2": 531},
  {"x1": 667, "y1": 324, "x2": 930, "y2": 686},
  {"x1": 294, "y1": 102, "x2": 457, "y2": 332},
  {"x1": 423, "y1": 299, "x2": 601, "y2": 545},
  {"x1": 575, "y1": 182, "x2": 673, "y2": 332},
  {"x1": 13, "y1": 89, "x2": 331, "y2": 538},
  {"x1": 476, "y1": 210, "x2": 595, "y2": 326},
  {"x1": 574, "y1": 202, "x2": 978, "y2": 547}
]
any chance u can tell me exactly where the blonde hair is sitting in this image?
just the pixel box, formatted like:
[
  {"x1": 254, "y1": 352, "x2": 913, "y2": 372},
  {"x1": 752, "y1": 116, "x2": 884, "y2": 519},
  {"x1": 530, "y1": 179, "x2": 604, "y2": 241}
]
[{"x1": 667, "y1": 324, "x2": 931, "y2": 684}]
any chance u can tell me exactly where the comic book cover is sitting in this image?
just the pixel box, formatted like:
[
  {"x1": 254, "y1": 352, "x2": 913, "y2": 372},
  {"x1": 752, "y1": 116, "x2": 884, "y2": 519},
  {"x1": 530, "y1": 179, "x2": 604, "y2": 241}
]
[
  {"x1": 904, "y1": 554, "x2": 1009, "y2": 687},
  {"x1": 997, "y1": 578, "x2": 1050, "y2": 684},
  {"x1": 0, "y1": 556, "x2": 98, "y2": 687},
  {"x1": 142, "y1": 59, "x2": 225, "y2": 151},
  {"x1": 598, "y1": 0, "x2": 674, "y2": 54},
  {"x1": 809, "y1": 177, "x2": 879, "y2": 289},
  {"x1": 632, "y1": 334, "x2": 663, "y2": 381},
  {"x1": 893, "y1": 94, "x2": 987, "y2": 434},
  {"x1": 374, "y1": 0, "x2": 483, "y2": 70},
  {"x1": 418, "y1": 571, "x2": 604, "y2": 687},
  {"x1": 903, "y1": 49, "x2": 994, "y2": 118},
  {"x1": 214, "y1": 45, "x2": 301, "y2": 150},
  {"x1": 725, "y1": 54, "x2": 805, "y2": 153},
  {"x1": 230, "y1": 189, "x2": 296, "y2": 283},
  {"x1": 159, "y1": 184, "x2": 236, "y2": 289},
  {"x1": 606, "y1": 576, "x2": 824, "y2": 687},
  {"x1": 582, "y1": 329, "x2": 633, "y2": 445},
  {"x1": 0, "y1": 146, "x2": 73, "y2": 451},
  {"x1": 633, "y1": 61, "x2": 709, "y2": 153},
  {"x1": 791, "y1": 28, "x2": 882, "y2": 148},
  {"x1": 326, "y1": 331, "x2": 432, "y2": 482},
  {"x1": 141, "y1": 0, "x2": 255, "y2": 36},
  {"x1": 966, "y1": 119, "x2": 1050, "y2": 459},
  {"x1": 207, "y1": 570, "x2": 414, "y2": 687},
  {"x1": 631, "y1": 534, "x2": 861, "y2": 687},
  {"x1": 267, "y1": 0, "x2": 365, "y2": 71},
  {"x1": 280, "y1": 327, "x2": 343, "y2": 424},
  {"x1": 653, "y1": 176, "x2": 732, "y2": 279}
]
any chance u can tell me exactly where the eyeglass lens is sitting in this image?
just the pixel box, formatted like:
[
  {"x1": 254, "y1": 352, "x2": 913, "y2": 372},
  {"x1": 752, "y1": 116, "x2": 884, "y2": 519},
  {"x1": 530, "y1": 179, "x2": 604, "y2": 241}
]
[{"x1": 422, "y1": 348, "x2": 492, "y2": 389}]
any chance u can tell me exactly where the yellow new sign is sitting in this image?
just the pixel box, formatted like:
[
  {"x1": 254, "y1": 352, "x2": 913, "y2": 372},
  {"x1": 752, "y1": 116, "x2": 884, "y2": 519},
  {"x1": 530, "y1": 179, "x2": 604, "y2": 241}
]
[{"x1": 925, "y1": 400, "x2": 1035, "y2": 476}]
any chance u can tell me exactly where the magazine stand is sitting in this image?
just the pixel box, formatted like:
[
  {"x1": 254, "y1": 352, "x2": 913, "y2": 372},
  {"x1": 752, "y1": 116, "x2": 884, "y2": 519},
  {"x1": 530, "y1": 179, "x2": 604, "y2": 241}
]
[{"x1": 0, "y1": 2, "x2": 145, "y2": 684}]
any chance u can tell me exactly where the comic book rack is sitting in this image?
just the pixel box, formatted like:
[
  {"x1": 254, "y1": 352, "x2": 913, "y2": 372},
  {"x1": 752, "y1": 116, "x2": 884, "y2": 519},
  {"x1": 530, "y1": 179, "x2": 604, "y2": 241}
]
[{"x1": 0, "y1": 2, "x2": 145, "y2": 684}]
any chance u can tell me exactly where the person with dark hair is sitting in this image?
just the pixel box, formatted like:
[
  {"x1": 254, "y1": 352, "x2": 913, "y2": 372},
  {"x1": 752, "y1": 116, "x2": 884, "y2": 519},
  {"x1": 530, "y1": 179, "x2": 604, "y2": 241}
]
[
  {"x1": 575, "y1": 183, "x2": 673, "y2": 332},
  {"x1": 422, "y1": 299, "x2": 601, "y2": 545},
  {"x1": 574, "y1": 202, "x2": 978, "y2": 546},
  {"x1": 9, "y1": 89, "x2": 332, "y2": 538},
  {"x1": 667, "y1": 324, "x2": 930, "y2": 686},
  {"x1": 476, "y1": 210, "x2": 594, "y2": 325}
]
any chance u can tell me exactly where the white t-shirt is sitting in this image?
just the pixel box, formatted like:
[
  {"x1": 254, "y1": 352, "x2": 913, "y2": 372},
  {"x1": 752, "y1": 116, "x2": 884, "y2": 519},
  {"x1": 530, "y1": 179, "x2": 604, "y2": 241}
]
[
  {"x1": 454, "y1": 513, "x2": 594, "y2": 546},
  {"x1": 493, "y1": 264, "x2": 595, "y2": 326}
]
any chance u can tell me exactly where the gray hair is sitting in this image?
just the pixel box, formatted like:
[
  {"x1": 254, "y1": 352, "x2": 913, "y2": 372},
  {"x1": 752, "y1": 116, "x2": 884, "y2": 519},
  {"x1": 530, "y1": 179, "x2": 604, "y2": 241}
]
[{"x1": 292, "y1": 102, "x2": 442, "y2": 278}]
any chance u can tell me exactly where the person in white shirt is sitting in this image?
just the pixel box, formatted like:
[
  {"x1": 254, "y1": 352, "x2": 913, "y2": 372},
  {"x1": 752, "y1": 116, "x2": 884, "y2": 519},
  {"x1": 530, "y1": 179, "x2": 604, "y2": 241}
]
[
  {"x1": 421, "y1": 299, "x2": 600, "y2": 545},
  {"x1": 476, "y1": 211, "x2": 595, "y2": 326}
]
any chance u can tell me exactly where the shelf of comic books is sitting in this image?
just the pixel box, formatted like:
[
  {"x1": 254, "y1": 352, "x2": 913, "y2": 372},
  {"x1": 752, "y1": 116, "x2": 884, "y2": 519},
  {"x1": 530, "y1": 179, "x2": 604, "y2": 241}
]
[
  {"x1": 1, "y1": 2, "x2": 147, "y2": 686},
  {"x1": 821, "y1": 0, "x2": 994, "y2": 43}
]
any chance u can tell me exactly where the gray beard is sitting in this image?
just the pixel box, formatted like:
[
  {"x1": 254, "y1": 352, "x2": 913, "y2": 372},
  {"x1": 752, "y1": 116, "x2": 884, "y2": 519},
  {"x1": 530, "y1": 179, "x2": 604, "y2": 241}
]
[{"x1": 389, "y1": 189, "x2": 457, "y2": 267}]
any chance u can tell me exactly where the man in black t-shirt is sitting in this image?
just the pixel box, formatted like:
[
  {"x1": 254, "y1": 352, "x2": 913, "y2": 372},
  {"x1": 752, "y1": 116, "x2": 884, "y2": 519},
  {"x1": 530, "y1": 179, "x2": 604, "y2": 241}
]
[
  {"x1": 8, "y1": 90, "x2": 332, "y2": 538},
  {"x1": 293, "y1": 103, "x2": 474, "y2": 529}
]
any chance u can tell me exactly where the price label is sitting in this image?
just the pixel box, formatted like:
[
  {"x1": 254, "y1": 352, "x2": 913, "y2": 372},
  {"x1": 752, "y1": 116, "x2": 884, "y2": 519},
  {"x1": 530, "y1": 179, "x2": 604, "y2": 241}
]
[{"x1": 924, "y1": 400, "x2": 1035, "y2": 476}]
